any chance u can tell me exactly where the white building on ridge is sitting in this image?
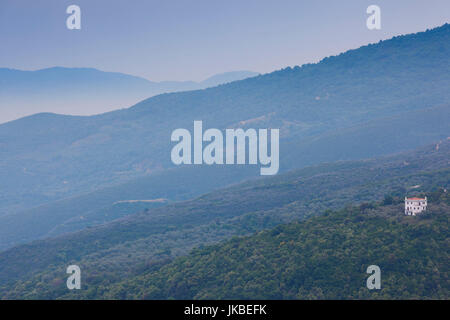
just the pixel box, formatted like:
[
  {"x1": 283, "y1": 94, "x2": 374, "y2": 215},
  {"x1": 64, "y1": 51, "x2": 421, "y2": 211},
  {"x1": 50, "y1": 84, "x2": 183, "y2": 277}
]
[{"x1": 404, "y1": 197, "x2": 427, "y2": 215}]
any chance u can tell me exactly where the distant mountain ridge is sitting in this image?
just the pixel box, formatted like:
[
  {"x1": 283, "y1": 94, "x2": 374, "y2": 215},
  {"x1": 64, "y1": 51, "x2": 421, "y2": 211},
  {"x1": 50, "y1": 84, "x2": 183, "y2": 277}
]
[{"x1": 0, "y1": 67, "x2": 258, "y2": 123}]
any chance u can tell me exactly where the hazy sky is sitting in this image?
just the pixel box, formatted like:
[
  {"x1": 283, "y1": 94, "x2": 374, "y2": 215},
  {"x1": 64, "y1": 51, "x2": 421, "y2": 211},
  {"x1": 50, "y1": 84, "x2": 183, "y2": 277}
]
[{"x1": 0, "y1": 0, "x2": 449, "y2": 81}]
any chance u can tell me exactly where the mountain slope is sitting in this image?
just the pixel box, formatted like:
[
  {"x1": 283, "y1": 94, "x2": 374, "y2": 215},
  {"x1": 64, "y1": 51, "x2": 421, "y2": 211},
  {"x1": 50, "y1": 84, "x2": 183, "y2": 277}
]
[
  {"x1": 1, "y1": 24, "x2": 450, "y2": 249},
  {"x1": 0, "y1": 140, "x2": 449, "y2": 298},
  {"x1": 0, "y1": 103, "x2": 448, "y2": 250},
  {"x1": 0, "y1": 165, "x2": 259, "y2": 249}
]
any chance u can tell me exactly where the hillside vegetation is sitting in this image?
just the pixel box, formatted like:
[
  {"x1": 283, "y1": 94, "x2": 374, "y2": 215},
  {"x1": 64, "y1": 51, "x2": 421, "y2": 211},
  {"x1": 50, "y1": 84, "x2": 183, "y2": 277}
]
[
  {"x1": 106, "y1": 190, "x2": 449, "y2": 300},
  {"x1": 1, "y1": 140, "x2": 449, "y2": 299}
]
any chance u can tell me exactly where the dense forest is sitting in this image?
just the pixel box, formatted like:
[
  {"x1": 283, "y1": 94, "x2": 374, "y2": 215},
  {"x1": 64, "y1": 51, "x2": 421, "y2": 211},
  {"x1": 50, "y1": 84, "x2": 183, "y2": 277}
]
[
  {"x1": 5, "y1": 189, "x2": 449, "y2": 299},
  {"x1": 116, "y1": 190, "x2": 449, "y2": 300}
]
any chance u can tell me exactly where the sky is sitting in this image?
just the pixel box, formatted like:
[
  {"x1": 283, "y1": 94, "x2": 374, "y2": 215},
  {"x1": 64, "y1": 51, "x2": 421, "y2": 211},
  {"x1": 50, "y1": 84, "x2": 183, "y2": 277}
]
[{"x1": 0, "y1": 0, "x2": 449, "y2": 81}]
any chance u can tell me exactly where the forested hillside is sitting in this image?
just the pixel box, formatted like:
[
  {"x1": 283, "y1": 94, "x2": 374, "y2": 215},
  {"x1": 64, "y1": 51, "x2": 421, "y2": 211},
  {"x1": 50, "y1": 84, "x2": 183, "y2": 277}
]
[
  {"x1": 1, "y1": 140, "x2": 449, "y2": 299},
  {"x1": 104, "y1": 190, "x2": 449, "y2": 300},
  {"x1": 1, "y1": 25, "x2": 449, "y2": 250}
]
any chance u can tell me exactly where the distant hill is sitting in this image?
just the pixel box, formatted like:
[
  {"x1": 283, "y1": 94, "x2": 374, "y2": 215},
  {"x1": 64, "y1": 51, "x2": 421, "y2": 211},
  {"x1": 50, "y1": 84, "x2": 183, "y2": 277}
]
[
  {"x1": 199, "y1": 71, "x2": 259, "y2": 87},
  {"x1": 0, "y1": 24, "x2": 449, "y2": 249},
  {"x1": 0, "y1": 67, "x2": 258, "y2": 123},
  {"x1": 0, "y1": 140, "x2": 448, "y2": 298}
]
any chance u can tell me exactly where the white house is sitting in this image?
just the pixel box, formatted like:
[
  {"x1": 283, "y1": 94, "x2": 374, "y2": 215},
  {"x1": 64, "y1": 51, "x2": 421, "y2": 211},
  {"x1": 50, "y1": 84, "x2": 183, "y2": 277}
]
[{"x1": 404, "y1": 197, "x2": 427, "y2": 215}]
